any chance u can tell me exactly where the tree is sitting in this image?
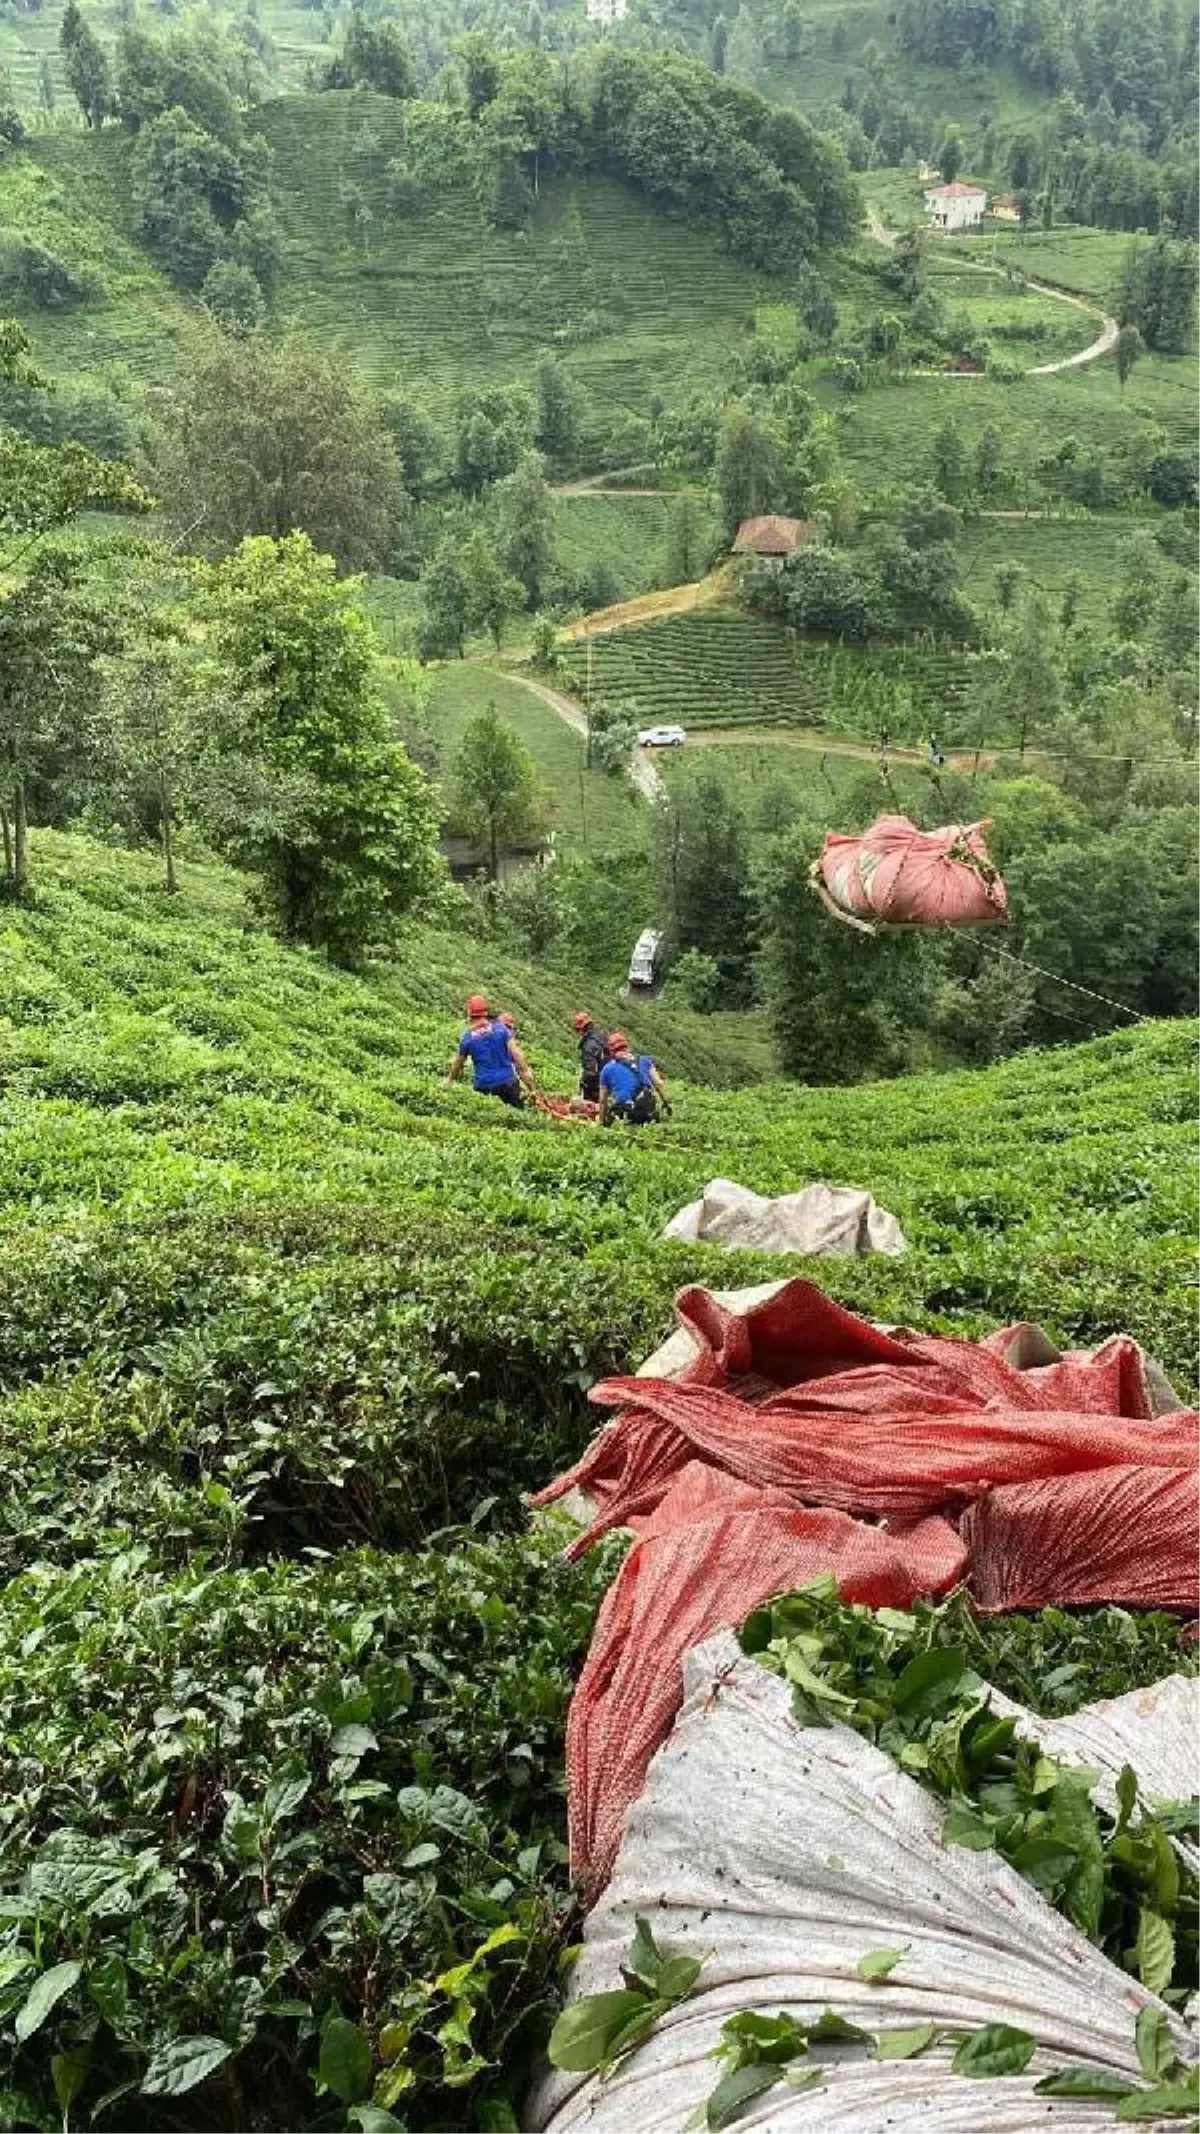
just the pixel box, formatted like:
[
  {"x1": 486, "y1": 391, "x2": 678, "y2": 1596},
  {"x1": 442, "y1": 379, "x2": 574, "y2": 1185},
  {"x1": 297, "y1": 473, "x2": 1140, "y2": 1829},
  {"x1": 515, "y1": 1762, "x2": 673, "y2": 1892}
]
[
  {"x1": 38, "y1": 57, "x2": 55, "y2": 113},
  {"x1": 493, "y1": 453, "x2": 555, "y2": 608},
  {"x1": 1114, "y1": 321, "x2": 1143, "y2": 389},
  {"x1": 60, "y1": 0, "x2": 113, "y2": 126},
  {"x1": 931, "y1": 418, "x2": 966, "y2": 501},
  {"x1": 418, "y1": 537, "x2": 473, "y2": 659},
  {"x1": 197, "y1": 532, "x2": 441, "y2": 961},
  {"x1": 880, "y1": 224, "x2": 925, "y2": 303},
  {"x1": 200, "y1": 258, "x2": 264, "y2": 335},
  {"x1": 1114, "y1": 236, "x2": 1198, "y2": 353},
  {"x1": 156, "y1": 330, "x2": 407, "y2": 571},
  {"x1": 654, "y1": 770, "x2": 756, "y2": 1002},
  {"x1": 994, "y1": 561, "x2": 1025, "y2": 612},
  {"x1": 937, "y1": 128, "x2": 965, "y2": 184},
  {"x1": 1059, "y1": 574, "x2": 1082, "y2": 633},
  {"x1": 129, "y1": 107, "x2": 248, "y2": 287},
  {"x1": 533, "y1": 354, "x2": 578, "y2": 465},
  {"x1": 450, "y1": 702, "x2": 545, "y2": 880},
  {"x1": 973, "y1": 425, "x2": 1004, "y2": 497},
  {"x1": 710, "y1": 15, "x2": 729, "y2": 72},
  {"x1": 461, "y1": 527, "x2": 523, "y2": 651},
  {"x1": 714, "y1": 404, "x2": 783, "y2": 538},
  {"x1": 323, "y1": 10, "x2": 414, "y2": 97},
  {"x1": 457, "y1": 32, "x2": 501, "y2": 118},
  {"x1": 796, "y1": 263, "x2": 838, "y2": 342},
  {"x1": 0, "y1": 545, "x2": 122, "y2": 895},
  {"x1": 95, "y1": 614, "x2": 200, "y2": 893},
  {"x1": 586, "y1": 696, "x2": 637, "y2": 775},
  {"x1": 664, "y1": 490, "x2": 711, "y2": 583},
  {"x1": 756, "y1": 821, "x2": 914, "y2": 1080}
]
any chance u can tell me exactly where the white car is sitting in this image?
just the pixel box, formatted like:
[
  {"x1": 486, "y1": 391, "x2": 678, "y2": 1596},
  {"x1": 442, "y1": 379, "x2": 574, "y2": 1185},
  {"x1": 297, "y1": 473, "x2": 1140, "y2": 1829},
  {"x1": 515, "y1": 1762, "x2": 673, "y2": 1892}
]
[
  {"x1": 628, "y1": 927, "x2": 663, "y2": 988},
  {"x1": 637, "y1": 724, "x2": 687, "y2": 748}
]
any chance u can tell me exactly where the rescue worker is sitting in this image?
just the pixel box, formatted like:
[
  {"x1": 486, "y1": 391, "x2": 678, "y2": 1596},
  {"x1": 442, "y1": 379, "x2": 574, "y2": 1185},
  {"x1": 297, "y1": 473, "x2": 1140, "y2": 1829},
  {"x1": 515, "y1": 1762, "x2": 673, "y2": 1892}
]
[
  {"x1": 598, "y1": 1032, "x2": 670, "y2": 1127},
  {"x1": 572, "y1": 1010, "x2": 609, "y2": 1103},
  {"x1": 446, "y1": 995, "x2": 535, "y2": 1108}
]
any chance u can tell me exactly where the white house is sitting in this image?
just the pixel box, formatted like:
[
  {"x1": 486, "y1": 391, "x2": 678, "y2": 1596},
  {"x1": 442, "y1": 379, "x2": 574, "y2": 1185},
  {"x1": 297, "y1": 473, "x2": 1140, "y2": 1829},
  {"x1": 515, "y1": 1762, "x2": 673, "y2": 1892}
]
[
  {"x1": 924, "y1": 181, "x2": 987, "y2": 232},
  {"x1": 587, "y1": 0, "x2": 628, "y2": 22}
]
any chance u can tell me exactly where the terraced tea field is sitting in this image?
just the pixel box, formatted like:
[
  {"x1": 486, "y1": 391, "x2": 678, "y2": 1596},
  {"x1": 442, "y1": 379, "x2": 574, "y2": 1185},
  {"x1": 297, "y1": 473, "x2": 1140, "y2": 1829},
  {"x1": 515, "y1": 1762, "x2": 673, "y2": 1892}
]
[
  {"x1": 257, "y1": 93, "x2": 773, "y2": 417},
  {"x1": 558, "y1": 610, "x2": 979, "y2": 741}
]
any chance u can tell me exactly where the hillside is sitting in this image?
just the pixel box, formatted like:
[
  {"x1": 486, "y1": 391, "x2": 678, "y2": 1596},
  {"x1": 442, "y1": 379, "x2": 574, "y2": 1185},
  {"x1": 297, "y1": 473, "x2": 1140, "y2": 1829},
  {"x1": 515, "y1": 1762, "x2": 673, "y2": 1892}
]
[{"x1": 0, "y1": 831, "x2": 1194, "y2": 2129}]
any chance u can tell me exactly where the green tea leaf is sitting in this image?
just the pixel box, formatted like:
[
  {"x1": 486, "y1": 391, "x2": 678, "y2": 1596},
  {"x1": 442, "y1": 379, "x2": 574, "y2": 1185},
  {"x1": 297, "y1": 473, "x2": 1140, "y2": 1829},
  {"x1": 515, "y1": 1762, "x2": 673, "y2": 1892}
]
[
  {"x1": 705, "y1": 2062, "x2": 783, "y2": 2128},
  {"x1": 1034, "y1": 2068, "x2": 1141, "y2": 2099},
  {"x1": 600, "y1": 1999, "x2": 667, "y2": 2072},
  {"x1": 1115, "y1": 1765, "x2": 1138, "y2": 1832},
  {"x1": 856, "y1": 1946, "x2": 909, "y2": 1983},
  {"x1": 319, "y1": 2018, "x2": 373, "y2": 2104},
  {"x1": 891, "y1": 1647, "x2": 966, "y2": 1717},
  {"x1": 807, "y1": 2009, "x2": 868, "y2": 2044},
  {"x1": 951, "y1": 2024, "x2": 1037, "y2": 2079},
  {"x1": 1135, "y1": 2004, "x2": 1176, "y2": 2083},
  {"x1": 1115, "y1": 2083, "x2": 1200, "y2": 2120},
  {"x1": 51, "y1": 2047, "x2": 90, "y2": 2116},
  {"x1": 141, "y1": 2036, "x2": 234, "y2": 2097},
  {"x1": 15, "y1": 1963, "x2": 82, "y2": 2044},
  {"x1": 716, "y1": 2011, "x2": 807, "y2": 2068},
  {"x1": 625, "y1": 1917, "x2": 663, "y2": 1993},
  {"x1": 548, "y1": 1991, "x2": 648, "y2": 2073},
  {"x1": 873, "y1": 2023, "x2": 937, "y2": 2062},
  {"x1": 1134, "y1": 1908, "x2": 1175, "y2": 1997},
  {"x1": 656, "y1": 1956, "x2": 704, "y2": 2004}
]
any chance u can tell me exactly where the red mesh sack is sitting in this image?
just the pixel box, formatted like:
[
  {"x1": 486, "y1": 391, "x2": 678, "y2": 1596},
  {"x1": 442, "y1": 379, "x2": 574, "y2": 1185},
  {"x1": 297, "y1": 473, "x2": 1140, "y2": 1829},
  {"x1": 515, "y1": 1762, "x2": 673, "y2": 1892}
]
[
  {"x1": 566, "y1": 1468, "x2": 968, "y2": 1889},
  {"x1": 963, "y1": 1465, "x2": 1200, "y2": 1613},
  {"x1": 813, "y1": 814, "x2": 1008, "y2": 932}
]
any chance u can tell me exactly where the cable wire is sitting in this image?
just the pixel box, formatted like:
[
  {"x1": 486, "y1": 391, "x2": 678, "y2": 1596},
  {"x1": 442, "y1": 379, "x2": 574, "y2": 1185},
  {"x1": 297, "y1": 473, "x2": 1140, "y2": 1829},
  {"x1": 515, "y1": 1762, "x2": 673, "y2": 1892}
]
[{"x1": 978, "y1": 939, "x2": 1145, "y2": 1023}]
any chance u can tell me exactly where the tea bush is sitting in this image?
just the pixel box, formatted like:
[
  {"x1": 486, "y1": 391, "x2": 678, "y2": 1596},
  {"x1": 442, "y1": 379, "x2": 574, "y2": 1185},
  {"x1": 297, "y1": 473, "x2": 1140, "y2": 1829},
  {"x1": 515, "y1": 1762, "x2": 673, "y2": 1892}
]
[{"x1": 0, "y1": 832, "x2": 1194, "y2": 2129}]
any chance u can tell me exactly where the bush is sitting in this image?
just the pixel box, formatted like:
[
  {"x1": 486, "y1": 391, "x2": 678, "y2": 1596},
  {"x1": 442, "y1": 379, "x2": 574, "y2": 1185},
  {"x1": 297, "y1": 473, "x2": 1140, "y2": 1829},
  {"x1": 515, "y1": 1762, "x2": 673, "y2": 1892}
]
[{"x1": 666, "y1": 946, "x2": 724, "y2": 1012}]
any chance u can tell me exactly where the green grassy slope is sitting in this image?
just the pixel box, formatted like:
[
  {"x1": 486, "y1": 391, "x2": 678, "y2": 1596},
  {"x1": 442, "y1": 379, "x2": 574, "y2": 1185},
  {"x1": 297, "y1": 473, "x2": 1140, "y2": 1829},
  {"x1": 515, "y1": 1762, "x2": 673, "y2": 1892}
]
[
  {"x1": 0, "y1": 831, "x2": 1193, "y2": 2130},
  {"x1": 0, "y1": 132, "x2": 196, "y2": 385}
]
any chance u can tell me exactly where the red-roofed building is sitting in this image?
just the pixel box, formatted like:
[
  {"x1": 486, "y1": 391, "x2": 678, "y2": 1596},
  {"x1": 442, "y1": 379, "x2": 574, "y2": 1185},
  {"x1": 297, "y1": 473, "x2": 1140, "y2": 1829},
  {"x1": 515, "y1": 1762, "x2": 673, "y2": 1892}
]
[
  {"x1": 732, "y1": 514, "x2": 818, "y2": 561},
  {"x1": 924, "y1": 180, "x2": 987, "y2": 231}
]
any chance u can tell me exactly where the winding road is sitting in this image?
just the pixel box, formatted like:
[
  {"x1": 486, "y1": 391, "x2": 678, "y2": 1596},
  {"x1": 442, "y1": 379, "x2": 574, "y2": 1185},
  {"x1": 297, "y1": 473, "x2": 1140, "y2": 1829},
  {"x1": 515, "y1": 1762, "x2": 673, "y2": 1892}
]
[{"x1": 865, "y1": 201, "x2": 1118, "y2": 376}]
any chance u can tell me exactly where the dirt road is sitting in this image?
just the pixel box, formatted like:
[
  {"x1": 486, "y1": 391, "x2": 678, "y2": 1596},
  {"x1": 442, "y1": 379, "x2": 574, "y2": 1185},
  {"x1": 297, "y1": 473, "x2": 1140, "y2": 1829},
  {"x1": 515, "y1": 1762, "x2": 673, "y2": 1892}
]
[
  {"x1": 864, "y1": 205, "x2": 1117, "y2": 375},
  {"x1": 505, "y1": 672, "x2": 665, "y2": 800}
]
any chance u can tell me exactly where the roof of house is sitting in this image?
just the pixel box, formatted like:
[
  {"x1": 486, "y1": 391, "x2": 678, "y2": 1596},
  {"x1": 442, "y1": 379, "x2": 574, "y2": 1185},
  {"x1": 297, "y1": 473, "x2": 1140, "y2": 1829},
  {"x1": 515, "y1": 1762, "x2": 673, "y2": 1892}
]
[
  {"x1": 925, "y1": 181, "x2": 987, "y2": 200},
  {"x1": 732, "y1": 514, "x2": 818, "y2": 556}
]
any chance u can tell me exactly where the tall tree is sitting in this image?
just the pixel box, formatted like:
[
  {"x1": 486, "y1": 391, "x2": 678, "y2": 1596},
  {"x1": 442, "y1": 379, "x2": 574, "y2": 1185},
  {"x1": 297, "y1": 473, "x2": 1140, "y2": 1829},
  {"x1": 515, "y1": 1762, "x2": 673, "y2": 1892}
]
[
  {"x1": 714, "y1": 404, "x2": 783, "y2": 538},
  {"x1": 533, "y1": 354, "x2": 579, "y2": 465},
  {"x1": 156, "y1": 330, "x2": 407, "y2": 571},
  {"x1": 664, "y1": 490, "x2": 710, "y2": 583},
  {"x1": 196, "y1": 533, "x2": 441, "y2": 962},
  {"x1": 60, "y1": 0, "x2": 113, "y2": 127},
  {"x1": 418, "y1": 536, "x2": 473, "y2": 659},
  {"x1": 450, "y1": 701, "x2": 545, "y2": 880},
  {"x1": 937, "y1": 127, "x2": 965, "y2": 183},
  {"x1": 757, "y1": 821, "x2": 914, "y2": 1080},
  {"x1": 0, "y1": 546, "x2": 122, "y2": 895},
  {"x1": 323, "y1": 11, "x2": 414, "y2": 97},
  {"x1": 494, "y1": 452, "x2": 555, "y2": 608},
  {"x1": 95, "y1": 612, "x2": 201, "y2": 894},
  {"x1": 1114, "y1": 321, "x2": 1143, "y2": 389},
  {"x1": 461, "y1": 527, "x2": 523, "y2": 651},
  {"x1": 655, "y1": 769, "x2": 757, "y2": 1002}
]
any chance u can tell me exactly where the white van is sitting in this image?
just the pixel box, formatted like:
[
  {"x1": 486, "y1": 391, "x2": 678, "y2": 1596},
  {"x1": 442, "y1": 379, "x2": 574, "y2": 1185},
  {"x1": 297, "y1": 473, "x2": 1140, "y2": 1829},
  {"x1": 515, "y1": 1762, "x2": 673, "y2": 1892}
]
[{"x1": 628, "y1": 927, "x2": 663, "y2": 988}]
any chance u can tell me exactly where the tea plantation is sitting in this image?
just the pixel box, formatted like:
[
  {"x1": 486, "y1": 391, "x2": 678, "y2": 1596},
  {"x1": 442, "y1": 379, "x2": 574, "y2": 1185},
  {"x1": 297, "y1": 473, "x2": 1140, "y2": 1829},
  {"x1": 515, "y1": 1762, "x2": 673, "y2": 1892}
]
[
  {"x1": 0, "y1": 831, "x2": 1194, "y2": 2129},
  {"x1": 557, "y1": 608, "x2": 976, "y2": 739}
]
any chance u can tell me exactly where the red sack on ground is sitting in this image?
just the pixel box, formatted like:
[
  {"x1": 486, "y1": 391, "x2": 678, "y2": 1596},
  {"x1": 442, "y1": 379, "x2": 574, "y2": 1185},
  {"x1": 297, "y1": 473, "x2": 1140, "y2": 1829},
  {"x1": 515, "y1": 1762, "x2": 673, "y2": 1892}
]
[
  {"x1": 963, "y1": 1465, "x2": 1200, "y2": 1613},
  {"x1": 813, "y1": 814, "x2": 1008, "y2": 931},
  {"x1": 535, "y1": 1279, "x2": 1198, "y2": 1894},
  {"x1": 566, "y1": 1468, "x2": 968, "y2": 1888}
]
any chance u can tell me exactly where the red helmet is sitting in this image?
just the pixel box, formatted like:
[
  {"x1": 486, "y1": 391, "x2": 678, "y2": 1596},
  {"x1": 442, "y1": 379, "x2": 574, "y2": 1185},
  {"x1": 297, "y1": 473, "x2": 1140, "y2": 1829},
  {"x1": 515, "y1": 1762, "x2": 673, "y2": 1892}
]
[
  {"x1": 572, "y1": 1010, "x2": 592, "y2": 1031},
  {"x1": 466, "y1": 994, "x2": 489, "y2": 1018},
  {"x1": 607, "y1": 1030, "x2": 630, "y2": 1053}
]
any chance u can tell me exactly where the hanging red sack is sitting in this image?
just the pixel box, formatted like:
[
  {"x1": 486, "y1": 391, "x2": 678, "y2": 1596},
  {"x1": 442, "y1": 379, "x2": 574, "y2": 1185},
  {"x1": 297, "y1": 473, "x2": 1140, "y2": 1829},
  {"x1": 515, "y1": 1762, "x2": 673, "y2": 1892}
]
[{"x1": 813, "y1": 814, "x2": 1008, "y2": 932}]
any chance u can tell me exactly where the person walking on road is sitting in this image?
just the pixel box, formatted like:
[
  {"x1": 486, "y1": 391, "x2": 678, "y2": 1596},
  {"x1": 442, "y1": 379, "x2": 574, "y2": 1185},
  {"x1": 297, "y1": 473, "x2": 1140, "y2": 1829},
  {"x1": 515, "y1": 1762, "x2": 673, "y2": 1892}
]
[
  {"x1": 446, "y1": 995, "x2": 535, "y2": 1108},
  {"x1": 598, "y1": 1032, "x2": 669, "y2": 1127},
  {"x1": 572, "y1": 1010, "x2": 609, "y2": 1103}
]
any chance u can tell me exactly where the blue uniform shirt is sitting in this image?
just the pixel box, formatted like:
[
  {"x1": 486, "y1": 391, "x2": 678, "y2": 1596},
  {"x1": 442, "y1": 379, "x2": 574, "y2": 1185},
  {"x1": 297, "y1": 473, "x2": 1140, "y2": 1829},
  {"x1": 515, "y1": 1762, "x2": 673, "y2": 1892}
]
[
  {"x1": 599, "y1": 1054, "x2": 654, "y2": 1105},
  {"x1": 458, "y1": 1020, "x2": 516, "y2": 1091}
]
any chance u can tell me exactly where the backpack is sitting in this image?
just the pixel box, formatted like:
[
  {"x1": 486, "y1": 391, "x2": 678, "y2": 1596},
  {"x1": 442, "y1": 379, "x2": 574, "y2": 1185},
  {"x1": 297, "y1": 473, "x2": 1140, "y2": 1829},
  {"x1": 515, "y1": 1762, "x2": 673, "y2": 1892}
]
[
  {"x1": 610, "y1": 1054, "x2": 658, "y2": 1123},
  {"x1": 580, "y1": 1029, "x2": 608, "y2": 1079}
]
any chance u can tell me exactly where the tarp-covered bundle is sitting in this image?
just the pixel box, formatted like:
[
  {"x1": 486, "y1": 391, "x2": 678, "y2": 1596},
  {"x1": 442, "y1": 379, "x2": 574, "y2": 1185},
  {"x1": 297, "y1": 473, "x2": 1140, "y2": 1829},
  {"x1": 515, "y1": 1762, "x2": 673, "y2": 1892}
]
[
  {"x1": 531, "y1": 1280, "x2": 1197, "y2": 1893},
  {"x1": 663, "y1": 1178, "x2": 907, "y2": 1258},
  {"x1": 813, "y1": 814, "x2": 1008, "y2": 932}
]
